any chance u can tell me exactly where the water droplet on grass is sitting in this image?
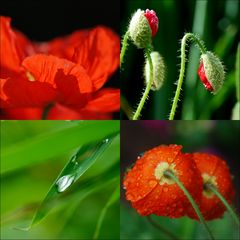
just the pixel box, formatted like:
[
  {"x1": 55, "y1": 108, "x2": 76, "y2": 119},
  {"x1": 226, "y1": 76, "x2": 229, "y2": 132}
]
[{"x1": 56, "y1": 175, "x2": 75, "y2": 193}]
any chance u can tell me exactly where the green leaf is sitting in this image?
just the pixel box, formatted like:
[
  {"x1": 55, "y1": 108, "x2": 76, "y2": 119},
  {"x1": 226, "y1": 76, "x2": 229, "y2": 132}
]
[
  {"x1": 1, "y1": 121, "x2": 119, "y2": 174},
  {"x1": 19, "y1": 134, "x2": 118, "y2": 230},
  {"x1": 93, "y1": 186, "x2": 119, "y2": 240}
]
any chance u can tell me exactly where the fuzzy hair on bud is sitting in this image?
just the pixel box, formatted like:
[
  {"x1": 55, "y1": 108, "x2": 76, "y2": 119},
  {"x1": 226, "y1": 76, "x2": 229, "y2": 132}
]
[
  {"x1": 128, "y1": 9, "x2": 152, "y2": 49},
  {"x1": 144, "y1": 51, "x2": 166, "y2": 91},
  {"x1": 198, "y1": 51, "x2": 225, "y2": 94}
]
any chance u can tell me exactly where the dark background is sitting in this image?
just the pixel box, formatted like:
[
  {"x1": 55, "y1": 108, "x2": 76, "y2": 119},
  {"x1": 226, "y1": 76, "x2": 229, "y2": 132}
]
[
  {"x1": 0, "y1": 0, "x2": 119, "y2": 40},
  {"x1": 0, "y1": 0, "x2": 120, "y2": 118}
]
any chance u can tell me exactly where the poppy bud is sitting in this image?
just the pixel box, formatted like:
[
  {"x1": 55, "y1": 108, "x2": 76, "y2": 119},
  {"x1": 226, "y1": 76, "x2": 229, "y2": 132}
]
[
  {"x1": 128, "y1": 9, "x2": 158, "y2": 49},
  {"x1": 198, "y1": 51, "x2": 225, "y2": 94},
  {"x1": 144, "y1": 51, "x2": 166, "y2": 91},
  {"x1": 144, "y1": 9, "x2": 159, "y2": 37}
]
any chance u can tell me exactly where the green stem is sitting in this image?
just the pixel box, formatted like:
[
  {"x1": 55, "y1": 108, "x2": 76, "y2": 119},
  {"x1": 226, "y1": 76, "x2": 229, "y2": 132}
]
[
  {"x1": 169, "y1": 33, "x2": 207, "y2": 120},
  {"x1": 120, "y1": 31, "x2": 129, "y2": 68},
  {"x1": 132, "y1": 45, "x2": 153, "y2": 120},
  {"x1": 164, "y1": 170, "x2": 214, "y2": 240},
  {"x1": 147, "y1": 215, "x2": 178, "y2": 240},
  {"x1": 206, "y1": 183, "x2": 240, "y2": 226}
]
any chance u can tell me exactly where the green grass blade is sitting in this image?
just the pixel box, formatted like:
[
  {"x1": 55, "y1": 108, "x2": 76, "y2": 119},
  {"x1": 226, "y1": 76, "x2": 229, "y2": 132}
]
[
  {"x1": 1, "y1": 121, "x2": 119, "y2": 174},
  {"x1": 19, "y1": 134, "x2": 118, "y2": 230},
  {"x1": 93, "y1": 186, "x2": 119, "y2": 239},
  {"x1": 236, "y1": 42, "x2": 240, "y2": 101}
]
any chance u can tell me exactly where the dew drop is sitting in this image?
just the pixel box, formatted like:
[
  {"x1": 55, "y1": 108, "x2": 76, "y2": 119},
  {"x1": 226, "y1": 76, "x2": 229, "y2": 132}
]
[
  {"x1": 56, "y1": 175, "x2": 75, "y2": 193},
  {"x1": 149, "y1": 180, "x2": 157, "y2": 187},
  {"x1": 103, "y1": 138, "x2": 109, "y2": 143},
  {"x1": 163, "y1": 187, "x2": 169, "y2": 192},
  {"x1": 172, "y1": 194, "x2": 177, "y2": 199}
]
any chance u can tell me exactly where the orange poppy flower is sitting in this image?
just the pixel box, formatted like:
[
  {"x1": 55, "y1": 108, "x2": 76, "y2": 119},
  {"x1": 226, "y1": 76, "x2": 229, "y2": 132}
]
[
  {"x1": 188, "y1": 153, "x2": 235, "y2": 220},
  {"x1": 123, "y1": 145, "x2": 203, "y2": 217},
  {"x1": 0, "y1": 16, "x2": 120, "y2": 119}
]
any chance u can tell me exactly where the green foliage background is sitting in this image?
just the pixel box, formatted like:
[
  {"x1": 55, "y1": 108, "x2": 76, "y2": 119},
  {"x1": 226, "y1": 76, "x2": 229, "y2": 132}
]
[
  {"x1": 0, "y1": 120, "x2": 120, "y2": 239},
  {"x1": 121, "y1": 0, "x2": 240, "y2": 119}
]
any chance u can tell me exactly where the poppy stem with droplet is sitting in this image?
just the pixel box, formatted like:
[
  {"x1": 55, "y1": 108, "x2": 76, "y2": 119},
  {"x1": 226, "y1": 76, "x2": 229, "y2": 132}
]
[
  {"x1": 120, "y1": 31, "x2": 129, "y2": 68},
  {"x1": 164, "y1": 170, "x2": 215, "y2": 240},
  {"x1": 169, "y1": 33, "x2": 207, "y2": 120},
  {"x1": 206, "y1": 183, "x2": 240, "y2": 226},
  {"x1": 132, "y1": 44, "x2": 153, "y2": 120},
  {"x1": 147, "y1": 215, "x2": 179, "y2": 240}
]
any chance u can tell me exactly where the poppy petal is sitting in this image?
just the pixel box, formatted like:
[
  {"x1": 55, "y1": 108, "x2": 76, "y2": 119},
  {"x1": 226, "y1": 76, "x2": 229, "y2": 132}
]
[
  {"x1": 1, "y1": 77, "x2": 57, "y2": 107},
  {"x1": 0, "y1": 16, "x2": 35, "y2": 77},
  {"x1": 46, "y1": 103, "x2": 112, "y2": 120},
  {"x1": 0, "y1": 107, "x2": 42, "y2": 120},
  {"x1": 34, "y1": 30, "x2": 89, "y2": 60},
  {"x1": 83, "y1": 88, "x2": 120, "y2": 112},
  {"x1": 22, "y1": 54, "x2": 93, "y2": 93},
  {"x1": 72, "y1": 26, "x2": 120, "y2": 90}
]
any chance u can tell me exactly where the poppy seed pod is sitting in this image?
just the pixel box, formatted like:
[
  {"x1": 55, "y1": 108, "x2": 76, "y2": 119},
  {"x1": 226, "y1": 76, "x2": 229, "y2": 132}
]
[
  {"x1": 123, "y1": 145, "x2": 203, "y2": 218},
  {"x1": 144, "y1": 51, "x2": 166, "y2": 91},
  {"x1": 188, "y1": 153, "x2": 235, "y2": 220},
  {"x1": 128, "y1": 9, "x2": 158, "y2": 49},
  {"x1": 198, "y1": 51, "x2": 225, "y2": 94}
]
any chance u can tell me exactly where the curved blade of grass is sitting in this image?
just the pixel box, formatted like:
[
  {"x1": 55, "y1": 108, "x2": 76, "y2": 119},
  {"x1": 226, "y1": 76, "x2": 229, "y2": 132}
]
[
  {"x1": 18, "y1": 134, "x2": 118, "y2": 230},
  {"x1": 93, "y1": 186, "x2": 119, "y2": 240},
  {"x1": 1, "y1": 121, "x2": 119, "y2": 174}
]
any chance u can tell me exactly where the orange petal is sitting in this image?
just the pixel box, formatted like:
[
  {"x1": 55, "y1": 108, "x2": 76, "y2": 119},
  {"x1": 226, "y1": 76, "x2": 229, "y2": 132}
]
[
  {"x1": 1, "y1": 77, "x2": 56, "y2": 108},
  {"x1": 72, "y1": 26, "x2": 120, "y2": 90},
  {"x1": 34, "y1": 30, "x2": 89, "y2": 59},
  {"x1": 0, "y1": 16, "x2": 35, "y2": 77},
  {"x1": 22, "y1": 54, "x2": 93, "y2": 93},
  {"x1": 46, "y1": 103, "x2": 112, "y2": 120},
  {"x1": 83, "y1": 88, "x2": 120, "y2": 112}
]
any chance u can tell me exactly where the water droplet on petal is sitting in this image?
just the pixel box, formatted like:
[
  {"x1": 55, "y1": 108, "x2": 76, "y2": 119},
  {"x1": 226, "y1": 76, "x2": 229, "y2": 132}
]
[
  {"x1": 56, "y1": 175, "x2": 75, "y2": 193},
  {"x1": 149, "y1": 180, "x2": 157, "y2": 187},
  {"x1": 163, "y1": 187, "x2": 169, "y2": 192}
]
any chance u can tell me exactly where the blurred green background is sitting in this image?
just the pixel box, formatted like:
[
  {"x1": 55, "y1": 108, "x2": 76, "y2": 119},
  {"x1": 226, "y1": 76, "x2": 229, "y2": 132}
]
[
  {"x1": 121, "y1": 0, "x2": 240, "y2": 119},
  {"x1": 0, "y1": 120, "x2": 120, "y2": 239},
  {"x1": 121, "y1": 120, "x2": 240, "y2": 239}
]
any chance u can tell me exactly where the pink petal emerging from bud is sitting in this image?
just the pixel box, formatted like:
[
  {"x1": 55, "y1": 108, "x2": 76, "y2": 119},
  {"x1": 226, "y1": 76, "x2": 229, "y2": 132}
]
[
  {"x1": 198, "y1": 62, "x2": 214, "y2": 92},
  {"x1": 144, "y1": 9, "x2": 158, "y2": 37}
]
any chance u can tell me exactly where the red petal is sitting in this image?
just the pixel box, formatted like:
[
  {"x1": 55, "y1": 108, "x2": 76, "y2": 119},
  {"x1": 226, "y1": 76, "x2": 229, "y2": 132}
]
[
  {"x1": 0, "y1": 16, "x2": 35, "y2": 77},
  {"x1": 1, "y1": 76, "x2": 56, "y2": 107},
  {"x1": 83, "y1": 88, "x2": 120, "y2": 112},
  {"x1": 0, "y1": 107, "x2": 42, "y2": 120},
  {"x1": 34, "y1": 30, "x2": 89, "y2": 60},
  {"x1": 72, "y1": 26, "x2": 120, "y2": 90},
  {"x1": 22, "y1": 54, "x2": 93, "y2": 93},
  {"x1": 46, "y1": 103, "x2": 112, "y2": 120}
]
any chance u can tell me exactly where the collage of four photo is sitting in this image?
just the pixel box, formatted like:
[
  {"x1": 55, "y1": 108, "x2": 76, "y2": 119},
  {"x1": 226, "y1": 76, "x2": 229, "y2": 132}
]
[{"x1": 0, "y1": 0, "x2": 239, "y2": 239}]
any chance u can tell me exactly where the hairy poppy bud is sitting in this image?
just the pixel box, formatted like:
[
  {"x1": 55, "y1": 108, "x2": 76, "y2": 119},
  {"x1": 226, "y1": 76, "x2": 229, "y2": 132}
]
[
  {"x1": 198, "y1": 51, "x2": 225, "y2": 94},
  {"x1": 144, "y1": 51, "x2": 166, "y2": 91},
  {"x1": 128, "y1": 9, "x2": 158, "y2": 49}
]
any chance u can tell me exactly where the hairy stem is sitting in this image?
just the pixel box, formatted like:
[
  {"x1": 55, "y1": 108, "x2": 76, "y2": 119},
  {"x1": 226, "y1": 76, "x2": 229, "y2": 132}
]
[
  {"x1": 147, "y1": 215, "x2": 178, "y2": 240},
  {"x1": 132, "y1": 45, "x2": 153, "y2": 120},
  {"x1": 169, "y1": 33, "x2": 206, "y2": 120},
  {"x1": 164, "y1": 170, "x2": 214, "y2": 240},
  {"x1": 206, "y1": 183, "x2": 240, "y2": 226},
  {"x1": 120, "y1": 31, "x2": 129, "y2": 68}
]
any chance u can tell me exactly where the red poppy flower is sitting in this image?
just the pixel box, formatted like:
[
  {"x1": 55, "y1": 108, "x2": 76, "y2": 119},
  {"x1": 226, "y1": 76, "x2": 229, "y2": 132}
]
[
  {"x1": 123, "y1": 145, "x2": 202, "y2": 217},
  {"x1": 0, "y1": 16, "x2": 120, "y2": 119},
  {"x1": 188, "y1": 153, "x2": 235, "y2": 220}
]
